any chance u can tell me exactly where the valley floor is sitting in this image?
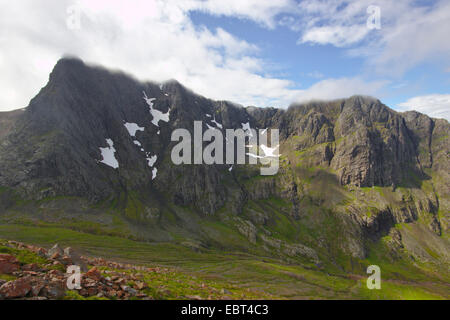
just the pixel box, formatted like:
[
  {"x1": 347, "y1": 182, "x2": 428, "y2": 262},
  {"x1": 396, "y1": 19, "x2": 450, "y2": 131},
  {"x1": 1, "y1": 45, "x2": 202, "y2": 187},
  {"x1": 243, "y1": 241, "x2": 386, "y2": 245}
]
[{"x1": 1, "y1": 224, "x2": 448, "y2": 300}]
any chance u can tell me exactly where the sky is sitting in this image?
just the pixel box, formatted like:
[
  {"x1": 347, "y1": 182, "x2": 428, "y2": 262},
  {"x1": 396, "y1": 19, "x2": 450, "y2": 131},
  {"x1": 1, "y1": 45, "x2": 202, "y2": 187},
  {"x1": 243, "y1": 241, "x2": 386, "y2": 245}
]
[{"x1": 0, "y1": 0, "x2": 449, "y2": 120}]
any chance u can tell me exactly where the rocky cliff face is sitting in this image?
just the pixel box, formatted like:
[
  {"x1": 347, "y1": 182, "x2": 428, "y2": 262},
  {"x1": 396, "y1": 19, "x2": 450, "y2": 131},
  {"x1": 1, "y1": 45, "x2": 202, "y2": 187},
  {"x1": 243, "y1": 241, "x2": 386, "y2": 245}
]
[
  {"x1": 0, "y1": 58, "x2": 449, "y2": 272},
  {"x1": 251, "y1": 96, "x2": 429, "y2": 188}
]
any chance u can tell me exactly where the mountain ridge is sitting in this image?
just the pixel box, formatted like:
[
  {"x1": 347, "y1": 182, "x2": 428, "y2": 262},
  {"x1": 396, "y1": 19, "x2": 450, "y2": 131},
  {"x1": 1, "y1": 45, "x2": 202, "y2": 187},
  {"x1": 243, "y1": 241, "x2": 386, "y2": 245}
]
[{"x1": 0, "y1": 58, "x2": 449, "y2": 297}]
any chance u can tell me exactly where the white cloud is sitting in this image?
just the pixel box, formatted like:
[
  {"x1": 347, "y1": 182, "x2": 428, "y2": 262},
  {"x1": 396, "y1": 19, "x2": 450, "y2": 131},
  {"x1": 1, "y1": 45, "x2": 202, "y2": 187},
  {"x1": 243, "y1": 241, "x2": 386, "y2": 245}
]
[
  {"x1": 369, "y1": 1, "x2": 450, "y2": 75},
  {"x1": 294, "y1": 77, "x2": 388, "y2": 103},
  {"x1": 290, "y1": 0, "x2": 450, "y2": 76},
  {"x1": 300, "y1": 25, "x2": 370, "y2": 48},
  {"x1": 181, "y1": 0, "x2": 296, "y2": 29},
  {"x1": 397, "y1": 94, "x2": 450, "y2": 121},
  {"x1": 294, "y1": 0, "x2": 376, "y2": 47},
  {"x1": 2, "y1": 0, "x2": 444, "y2": 114},
  {"x1": 0, "y1": 0, "x2": 298, "y2": 111}
]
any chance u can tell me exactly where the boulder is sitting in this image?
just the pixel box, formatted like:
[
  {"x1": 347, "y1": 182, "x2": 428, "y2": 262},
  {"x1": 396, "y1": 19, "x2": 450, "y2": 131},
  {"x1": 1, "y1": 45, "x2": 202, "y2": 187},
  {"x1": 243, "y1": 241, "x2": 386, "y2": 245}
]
[
  {"x1": 64, "y1": 247, "x2": 88, "y2": 272},
  {"x1": 85, "y1": 267, "x2": 103, "y2": 281},
  {"x1": 41, "y1": 282, "x2": 66, "y2": 300},
  {"x1": 50, "y1": 252, "x2": 61, "y2": 260},
  {"x1": 47, "y1": 244, "x2": 64, "y2": 259},
  {"x1": 135, "y1": 281, "x2": 147, "y2": 290},
  {"x1": 30, "y1": 279, "x2": 46, "y2": 297},
  {"x1": 60, "y1": 255, "x2": 73, "y2": 266},
  {"x1": 35, "y1": 248, "x2": 47, "y2": 258},
  {"x1": 0, "y1": 254, "x2": 19, "y2": 274},
  {"x1": 22, "y1": 263, "x2": 40, "y2": 272},
  {"x1": 0, "y1": 277, "x2": 32, "y2": 299}
]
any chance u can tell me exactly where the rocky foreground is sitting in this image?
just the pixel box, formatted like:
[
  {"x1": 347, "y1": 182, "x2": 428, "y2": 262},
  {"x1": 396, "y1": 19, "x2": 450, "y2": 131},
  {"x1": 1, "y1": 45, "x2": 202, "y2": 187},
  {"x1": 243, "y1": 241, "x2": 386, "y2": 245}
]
[
  {"x1": 0, "y1": 240, "x2": 258, "y2": 300},
  {"x1": 0, "y1": 240, "x2": 158, "y2": 300}
]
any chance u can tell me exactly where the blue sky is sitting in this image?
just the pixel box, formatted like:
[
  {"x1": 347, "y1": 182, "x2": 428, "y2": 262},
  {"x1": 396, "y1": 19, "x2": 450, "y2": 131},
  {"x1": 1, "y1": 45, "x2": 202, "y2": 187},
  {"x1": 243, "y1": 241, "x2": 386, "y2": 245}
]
[
  {"x1": 1, "y1": 0, "x2": 449, "y2": 119},
  {"x1": 189, "y1": 3, "x2": 450, "y2": 118},
  {"x1": 190, "y1": 11, "x2": 369, "y2": 86}
]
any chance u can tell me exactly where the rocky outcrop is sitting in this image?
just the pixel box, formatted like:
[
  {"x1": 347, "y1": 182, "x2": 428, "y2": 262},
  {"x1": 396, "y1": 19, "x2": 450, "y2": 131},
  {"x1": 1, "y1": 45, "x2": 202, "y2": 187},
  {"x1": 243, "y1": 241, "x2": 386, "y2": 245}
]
[
  {"x1": 0, "y1": 109, "x2": 24, "y2": 140},
  {"x1": 259, "y1": 234, "x2": 319, "y2": 263},
  {"x1": 282, "y1": 243, "x2": 319, "y2": 263},
  {"x1": 47, "y1": 244, "x2": 64, "y2": 259},
  {"x1": 234, "y1": 217, "x2": 257, "y2": 244}
]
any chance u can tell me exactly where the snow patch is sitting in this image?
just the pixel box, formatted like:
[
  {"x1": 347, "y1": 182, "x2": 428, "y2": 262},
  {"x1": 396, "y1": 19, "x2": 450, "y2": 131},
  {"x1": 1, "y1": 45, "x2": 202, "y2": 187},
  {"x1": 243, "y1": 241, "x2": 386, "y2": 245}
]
[
  {"x1": 211, "y1": 117, "x2": 223, "y2": 129},
  {"x1": 133, "y1": 140, "x2": 142, "y2": 147},
  {"x1": 241, "y1": 122, "x2": 253, "y2": 137},
  {"x1": 124, "y1": 122, "x2": 144, "y2": 137},
  {"x1": 99, "y1": 139, "x2": 119, "y2": 169},
  {"x1": 246, "y1": 144, "x2": 280, "y2": 160},
  {"x1": 152, "y1": 167, "x2": 158, "y2": 180},
  {"x1": 260, "y1": 144, "x2": 280, "y2": 157},
  {"x1": 143, "y1": 91, "x2": 170, "y2": 127},
  {"x1": 146, "y1": 153, "x2": 157, "y2": 167},
  {"x1": 246, "y1": 152, "x2": 263, "y2": 159}
]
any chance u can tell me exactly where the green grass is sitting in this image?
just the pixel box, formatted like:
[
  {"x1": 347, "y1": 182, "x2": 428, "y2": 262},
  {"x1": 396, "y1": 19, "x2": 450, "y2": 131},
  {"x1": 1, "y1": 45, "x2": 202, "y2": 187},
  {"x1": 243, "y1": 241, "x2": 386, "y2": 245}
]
[
  {"x1": 366, "y1": 206, "x2": 378, "y2": 218},
  {"x1": 0, "y1": 274, "x2": 17, "y2": 281},
  {"x1": 0, "y1": 215, "x2": 134, "y2": 240},
  {"x1": 0, "y1": 224, "x2": 354, "y2": 299},
  {"x1": 0, "y1": 243, "x2": 47, "y2": 266},
  {"x1": 0, "y1": 239, "x2": 65, "y2": 272},
  {"x1": 0, "y1": 222, "x2": 448, "y2": 300},
  {"x1": 64, "y1": 290, "x2": 109, "y2": 300},
  {"x1": 358, "y1": 279, "x2": 447, "y2": 300}
]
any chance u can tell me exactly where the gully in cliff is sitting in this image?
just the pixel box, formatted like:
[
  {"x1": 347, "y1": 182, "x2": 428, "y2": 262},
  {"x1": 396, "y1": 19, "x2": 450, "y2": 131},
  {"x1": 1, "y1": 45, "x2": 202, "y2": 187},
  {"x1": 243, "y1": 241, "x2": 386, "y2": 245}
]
[{"x1": 170, "y1": 121, "x2": 280, "y2": 175}]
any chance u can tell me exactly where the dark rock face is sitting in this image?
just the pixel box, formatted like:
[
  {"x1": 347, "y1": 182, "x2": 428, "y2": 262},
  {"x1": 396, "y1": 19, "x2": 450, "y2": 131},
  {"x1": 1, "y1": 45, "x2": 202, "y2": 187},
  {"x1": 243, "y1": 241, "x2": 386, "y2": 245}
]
[
  {"x1": 252, "y1": 96, "x2": 428, "y2": 188},
  {"x1": 0, "y1": 109, "x2": 24, "y2": 140},
  {"x1": 0, "y1": 58, "x2": 252, "y2": 214},
  {"x1": 0, "y1": 58, "x2": 449, "y2": 262},
  {"x1": 0, "y1": 58, "x2": 448, "y2": 203}
]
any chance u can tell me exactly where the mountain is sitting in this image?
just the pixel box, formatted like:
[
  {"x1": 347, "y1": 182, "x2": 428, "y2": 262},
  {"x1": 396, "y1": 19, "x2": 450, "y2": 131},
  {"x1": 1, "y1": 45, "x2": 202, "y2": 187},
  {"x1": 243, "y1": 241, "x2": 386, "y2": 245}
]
[{"x1": 0, "y1": 58, "x2": 449, "y2": 298}]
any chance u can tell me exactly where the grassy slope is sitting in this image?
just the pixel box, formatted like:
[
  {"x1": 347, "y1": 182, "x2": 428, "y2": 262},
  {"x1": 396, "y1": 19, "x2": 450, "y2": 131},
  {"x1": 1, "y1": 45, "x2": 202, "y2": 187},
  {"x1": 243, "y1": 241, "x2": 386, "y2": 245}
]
[{"x1": 1, "y1": 224, "x2": 448, "y2": 300}]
